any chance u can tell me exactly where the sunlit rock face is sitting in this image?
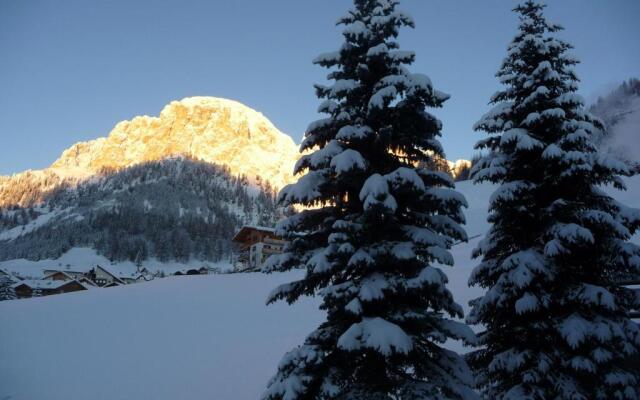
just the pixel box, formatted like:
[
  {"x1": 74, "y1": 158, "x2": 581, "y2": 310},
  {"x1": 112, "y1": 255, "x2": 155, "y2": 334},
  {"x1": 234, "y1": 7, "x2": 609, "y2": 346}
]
[
  {"x1": 0, "y1": 97, "x2": 300, "y2": 207},
  {"x1": 50, "y1": 97, "x2": 300, "y2": 189},
  {"x1": 448, "y1": 159, "x2": 472, "y2": 176},
  {"x1": 0, "y1": 96, "x2": 474, "y2": 208}
]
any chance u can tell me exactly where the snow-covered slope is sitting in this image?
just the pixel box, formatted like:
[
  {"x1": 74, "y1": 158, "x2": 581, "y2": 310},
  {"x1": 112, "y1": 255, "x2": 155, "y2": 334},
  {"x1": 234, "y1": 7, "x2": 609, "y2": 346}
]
[
  {"x1": 0, "y1": 272, "x2": 322, "y2": 400},
  {"x1": 590, "y1": 78, "x2": 640, "y2": 166},
  {"x1": 0, "y1": 157, "x2": 280, "y2": 263},
  {"x1": 2, "y1": 176, "x2": 638, "y2": 400}
]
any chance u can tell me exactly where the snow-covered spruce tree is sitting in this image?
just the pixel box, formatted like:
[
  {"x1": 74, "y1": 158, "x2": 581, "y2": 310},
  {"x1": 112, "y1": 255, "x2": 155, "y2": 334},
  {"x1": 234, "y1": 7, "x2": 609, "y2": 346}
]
[
  {"x1": 468, "y1": 2, "x2": 640, "y2": 399},
  {"x1": 0, "y1": 274, "x2": 16, "y2": 301},
  {"x1": 262, "y1": 1, "x2": 476, "y2": 399}
]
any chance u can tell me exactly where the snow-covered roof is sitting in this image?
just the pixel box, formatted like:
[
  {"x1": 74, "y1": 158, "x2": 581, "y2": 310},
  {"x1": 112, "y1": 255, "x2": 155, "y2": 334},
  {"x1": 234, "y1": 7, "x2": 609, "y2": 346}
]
[
  {"x1": 12, "y1": 279, "x2": 88, "y2": 290},
  {"x1": 42, "y1": 271, "x2": 76, "y2": 281},
  {"x1": 43, "y1": 269, "x2": 89, "y2": 274},
  {"x1": 232, "y1": 225, "x2": 277, "y2": 242},
  {"x1": 94, "y1": 265, "x2": 131, "y2": 283},
  {"x1": 77, "y1": 277, "x2": 98, "y2": 287}
]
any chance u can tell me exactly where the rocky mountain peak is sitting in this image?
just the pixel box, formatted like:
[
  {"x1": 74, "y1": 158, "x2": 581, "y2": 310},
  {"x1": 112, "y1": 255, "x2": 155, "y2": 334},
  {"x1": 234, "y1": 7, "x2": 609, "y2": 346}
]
[{"x1": 48, "y1": 97, "x2": 300, "y2": 190}]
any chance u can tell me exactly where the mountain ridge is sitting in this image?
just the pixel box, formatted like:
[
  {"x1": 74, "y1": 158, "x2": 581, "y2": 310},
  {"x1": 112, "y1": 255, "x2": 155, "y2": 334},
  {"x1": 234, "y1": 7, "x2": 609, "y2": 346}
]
[{"x1": 0, "y1": 97, "x2": 300, "y2": 208}]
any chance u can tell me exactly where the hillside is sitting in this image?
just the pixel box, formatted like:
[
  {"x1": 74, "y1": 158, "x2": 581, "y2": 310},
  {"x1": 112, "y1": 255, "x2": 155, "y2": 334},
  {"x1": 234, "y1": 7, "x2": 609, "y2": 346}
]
[
  {"x1": 0, "y1": 157, "x2": 280, "y2": 263},
  {"x1": 1, "y1": 176, "x2": 638, "y2": 400},
  {"x1": 590, "y1": 78, "x2": 640, "y2": 167}
]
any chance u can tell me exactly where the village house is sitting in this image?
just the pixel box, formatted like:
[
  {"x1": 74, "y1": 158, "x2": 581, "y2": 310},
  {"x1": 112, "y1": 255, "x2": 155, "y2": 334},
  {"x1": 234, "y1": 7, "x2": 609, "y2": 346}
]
[
  {"x1": 42, "y1": 270, "x2": 98, "y2": 288},
  {"x1": 618, "y1": 276, "x2": 640, "y2": 320},
  {"x1": 43, "y1": 271, "x2": 76, "y2": 282},
  {"x1": 122, "y1": 267, "x2": 154, "y2": 284},
  {"x1": 87, "y1": 265, "x2": 126, "y2": 287},
  {"x1": 12, "y1": 279, "x2": 88, "y2": 298},
  {"x1": 112, "y1": 270, "x2": 149, "y2": 284},
  {"x1": 45, "y1": 265, "x2": 140, "y2": 287},
  {"x1": 173, "y1": 266, "x2": 210, "y2": 276},
  {"x1": 76, "y1": 276, "x2": 98, "y2": 288},
  {"x1": 4, "y1": 262, "x2": 162, "y2": 299},
  {"x1": 43, "y1": 269, "x2": 87, "y2": 281},
  {"x1": 39, "y1": 264, "x2": 154, "y2": 291},
  {"x1": 232, "y1": 225, "x2": 287, "y2": 271}
]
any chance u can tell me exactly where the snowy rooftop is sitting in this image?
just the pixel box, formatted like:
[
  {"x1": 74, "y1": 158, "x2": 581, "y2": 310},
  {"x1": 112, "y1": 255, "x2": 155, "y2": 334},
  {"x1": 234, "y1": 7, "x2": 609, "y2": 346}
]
[
  {"x1": 232, "y1": 225, "x2": 278, "y2": 242},
  {"x1": 243, "y1": 225, "x2": 276, "y2": 232},
  {"x1": 42, "y1": 271, "x2": 76, "y2": 281},
  {"x1": 11, "y1": 279, "x2": 87, "y2": 290}
]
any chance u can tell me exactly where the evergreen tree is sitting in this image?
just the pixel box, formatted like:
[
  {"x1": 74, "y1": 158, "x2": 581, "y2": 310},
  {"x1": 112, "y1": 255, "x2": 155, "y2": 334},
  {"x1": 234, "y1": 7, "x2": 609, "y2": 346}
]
[
  {"x1": 468, "y1": 2, "x2": 640, "y2": 398},
  {"x1": 0, "y1": 274, "x2": 16, "y2": 301},
  {"x1": 134, "y1": 249, "x2": 144, "y2": 271},
  {"x1": 263, "y1": 1, "x2": 476, "y2": 399}
]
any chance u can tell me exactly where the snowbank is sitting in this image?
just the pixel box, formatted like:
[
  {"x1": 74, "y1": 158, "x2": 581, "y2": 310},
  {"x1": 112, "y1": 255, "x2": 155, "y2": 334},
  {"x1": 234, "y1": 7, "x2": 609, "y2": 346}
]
[
  {"x1": 0, "y1": 272, "x2": 321, "y2": 400},
  {"x1": 1, "y1": 177, "x2": 638, "y2": 400}
]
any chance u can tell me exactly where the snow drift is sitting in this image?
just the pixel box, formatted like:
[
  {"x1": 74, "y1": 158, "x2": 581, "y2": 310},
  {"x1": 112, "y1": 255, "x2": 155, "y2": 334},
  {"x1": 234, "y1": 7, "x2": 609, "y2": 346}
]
[{"x1": 0, "y1": 177, "x2": 638, "y2": 400}]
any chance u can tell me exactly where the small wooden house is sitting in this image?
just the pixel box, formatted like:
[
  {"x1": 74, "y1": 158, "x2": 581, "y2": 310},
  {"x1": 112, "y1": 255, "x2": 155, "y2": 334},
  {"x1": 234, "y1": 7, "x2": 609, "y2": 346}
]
[
  {"x1": 76, "y1": 276, "x2": 98, "y2": 288},
  {"x1": 12, "y1": 279, "x2": 88, "y2": 298},
  {"x1": 174, "y1": 267, "x2": 208, "y2": 276},
  {"x1": 43, "y1": 269, "x2": 88, "y2": 280},
  {"x1": 42, "y1": 271, "x2": 76, "y2": 282},
  {"x1": 233, "y1": 226, "x2": 279, "y2": 249},
  {"x1": 88, "y1": 266, "x2": 126, "y2": 287},
  {"x1": 620, "y1": 277, "x2": 640, "y2": 319},
  {"x1": 232, "y1": 225, "x2": 287, "y2": 271},
  {"x1": 105, "y1": 266, "x2": 153, "y2": 284}
]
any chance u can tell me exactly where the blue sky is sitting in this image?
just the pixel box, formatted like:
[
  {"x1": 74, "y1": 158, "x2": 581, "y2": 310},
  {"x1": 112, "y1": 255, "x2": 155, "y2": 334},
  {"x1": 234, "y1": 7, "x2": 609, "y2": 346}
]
[{"x1": 1, "y1": 0, "x2": 638, "y2": 175}]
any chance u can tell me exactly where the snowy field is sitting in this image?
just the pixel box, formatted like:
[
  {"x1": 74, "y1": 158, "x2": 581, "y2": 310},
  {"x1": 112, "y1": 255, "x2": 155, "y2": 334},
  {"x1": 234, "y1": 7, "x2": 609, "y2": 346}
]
[
  {"x1": 0, "y1": 272, "x2": 322, "y2": 400},
  {"x1": 1, "y1": 177, "x2": 638, "y2": 400}
]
